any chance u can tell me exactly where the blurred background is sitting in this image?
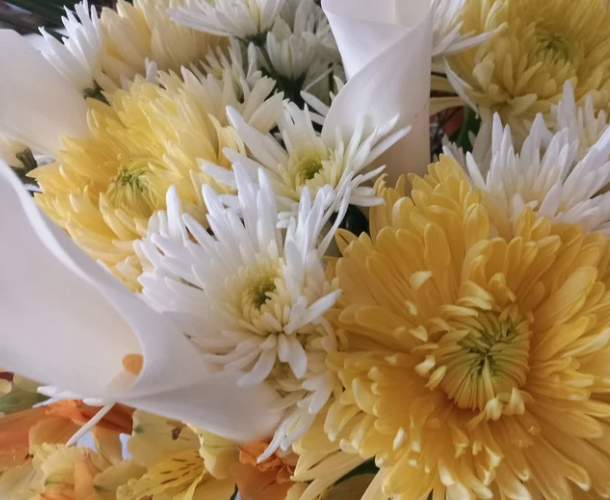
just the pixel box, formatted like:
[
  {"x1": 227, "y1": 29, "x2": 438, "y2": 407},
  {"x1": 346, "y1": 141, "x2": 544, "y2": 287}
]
[{"x1": 0, "y1": 1, "x2": 116, "y2": 36}]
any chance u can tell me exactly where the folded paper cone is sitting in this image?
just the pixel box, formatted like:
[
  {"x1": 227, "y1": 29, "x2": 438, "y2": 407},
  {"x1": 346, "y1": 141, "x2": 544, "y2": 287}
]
[{"x1": 322, "y1": 0, "x2": 433, "y2": 182}]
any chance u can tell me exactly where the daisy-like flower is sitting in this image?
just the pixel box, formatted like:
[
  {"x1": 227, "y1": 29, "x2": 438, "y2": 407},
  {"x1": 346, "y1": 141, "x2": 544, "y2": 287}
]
[
  {"x1": 32, "y1": 70, "x2": 282, "y2": 290},
  {"x1": 204, "y1": 102, "x2": 410, "y2": 218},
  {"x1": 99, "y1": 0, "x2": 218, "y2": 86},
  {"x1": 170, "y1": 0, "x2": 285, "y2": 42},
  {"x1": 254, "y1": 0, "x2": 341, "y2": 99},
  {"x1": 39, "y1": 1, "x2": 116, "y2": 97},
  {"x1": 303, "y1": 156, "x2": 610, "y2": 500},
  {"x1": 445, "y1": 0, "x2": 610, "y2": 138},
  {"x1": 446, "y1": 82, "x2": 610, "y2": 236},
  {"x1": 138, "y1": 166, "x2": 349, "y2": 459}
]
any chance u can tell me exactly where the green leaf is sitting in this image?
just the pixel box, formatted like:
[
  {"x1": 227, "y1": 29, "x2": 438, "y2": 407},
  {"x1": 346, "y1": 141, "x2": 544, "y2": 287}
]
[
  {"x1": 0, "y1": 386, "x2": 48, "y2": 415},
  {"x1": 451, "y1": 106, "x2": 481, "y2": 153}
]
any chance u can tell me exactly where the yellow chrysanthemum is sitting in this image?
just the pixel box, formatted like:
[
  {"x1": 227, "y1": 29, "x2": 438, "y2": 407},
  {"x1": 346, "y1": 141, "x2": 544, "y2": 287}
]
[
  {"x1": 447, "y1": 0, "x2": 610, "y2": 138},
  {"x1": 308, "y1": 156, "x2": 610, "y2": 500},
  {"x1": 100, "y1": 0, "x2": 219, "y2": 86},
  {"x1": 32, "y1": 71, "x2": 278, "y2": 289}
]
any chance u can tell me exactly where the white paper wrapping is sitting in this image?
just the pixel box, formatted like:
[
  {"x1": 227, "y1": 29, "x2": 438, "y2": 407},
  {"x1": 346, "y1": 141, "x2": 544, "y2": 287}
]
[
  {"x1": 322, "y1": 0, "x2": 433, "y2": 182},
  {"x1": 0, "y1": 162, "x2": 282, "y2": 441},
  {"x1": 0, "y1": 30, "x2": 90, "y2": 158}
]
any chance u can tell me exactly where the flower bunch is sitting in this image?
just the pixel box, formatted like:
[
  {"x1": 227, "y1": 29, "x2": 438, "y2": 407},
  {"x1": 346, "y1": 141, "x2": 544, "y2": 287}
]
[{"x1": 3, "y1": 0, "x2": 610, "y2": 500}]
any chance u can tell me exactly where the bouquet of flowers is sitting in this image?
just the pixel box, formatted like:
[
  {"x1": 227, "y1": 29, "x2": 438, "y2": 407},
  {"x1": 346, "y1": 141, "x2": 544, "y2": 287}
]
[{"x1": 2, "y1": 0, "x2": 610, "y2": 499}]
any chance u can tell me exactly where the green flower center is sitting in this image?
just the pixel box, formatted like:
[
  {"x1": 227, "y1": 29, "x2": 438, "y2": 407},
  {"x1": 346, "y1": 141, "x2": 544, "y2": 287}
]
[
  {"x1": 294, "y1": 154, "x2": 325, "y2": 185},
  {"x1": 536, "y1": 31, "x2": 579, "y2": 63},
  {"x1": 437, "y1": 310, "x2": 532, "y2": 411},
  {"x1": 106, "y1": 158, "x2": 167, "y2": 218},
  {"x1": 248, "y1": 277, "x2": 277, "y2": 310}
]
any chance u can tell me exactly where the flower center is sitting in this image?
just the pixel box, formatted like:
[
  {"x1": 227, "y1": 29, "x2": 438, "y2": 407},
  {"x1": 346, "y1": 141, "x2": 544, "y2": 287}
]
[
  {"x1": 106, "y1": 157, "x2": 167, "y2": 218},
  {"x1": 535, "y1": 30, "x2": 579, "y2": 64},
  {"x1": 436, "y1": 309, "x2": 532, "y2": 412},
  {"x1": 293, "y1": 153, "x2": 326, "y2": 185},
  {"x1": 250, "y1": 278, "x2": 277, "y2": 310}
]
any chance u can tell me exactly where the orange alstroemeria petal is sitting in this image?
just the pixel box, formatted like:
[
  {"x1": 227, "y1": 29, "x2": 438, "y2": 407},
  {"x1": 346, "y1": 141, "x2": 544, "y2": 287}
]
[{"x1": 45, "y1": 401, "x2": 134, "y2": 434}]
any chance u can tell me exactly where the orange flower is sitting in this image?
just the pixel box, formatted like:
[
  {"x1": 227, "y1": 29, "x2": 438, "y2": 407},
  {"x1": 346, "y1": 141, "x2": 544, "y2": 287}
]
[
  {"x1": 232, "y1": 442, "x2": 296, "y2": 500},
  {"x1": 0, "y1": 401, "x2": 133, "y2": 470},
  {"x1": 45, "y1": 401, "x2": 134, "y2": 434}
]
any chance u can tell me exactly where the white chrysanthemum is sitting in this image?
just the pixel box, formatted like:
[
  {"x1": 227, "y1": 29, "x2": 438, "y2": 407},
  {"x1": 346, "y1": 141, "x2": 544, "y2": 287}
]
[
  {"x1": 39, "y1": 1, "x2": 116, "y2": 96},
  {"x1": 204, "y1": 102, "x2": 409, "y2": 218},
  {"x1": 446, "y1": 82, "x2": 610, "y2": 235},
  {"x1": 138, "y1": 166, "x2": 348, "y2": 458},
  {"x1": 258, "y1": 0, "x2": 340, "y2": 87},
  {"x1": 170, "y1": 0, "x2": 285, "y2": 41}
]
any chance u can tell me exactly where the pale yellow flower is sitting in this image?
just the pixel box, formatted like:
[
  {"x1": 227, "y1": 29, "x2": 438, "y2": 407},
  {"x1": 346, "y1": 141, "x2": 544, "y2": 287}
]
[
  {"x1": 120, "y1": 411, "x2": 237, "y2": 500},
  {"x1": 446, "y1": 0, "x2": 610, "y2": 138},
  {"x1": 100, "y1": 0, "x2": 219, "y2": 86},
  {"x1": 32, "y1": 70, "x2": 280, "y2": 290},
  {"x1": 297, "y1": 157, "x2": 610, "y2": 500}
]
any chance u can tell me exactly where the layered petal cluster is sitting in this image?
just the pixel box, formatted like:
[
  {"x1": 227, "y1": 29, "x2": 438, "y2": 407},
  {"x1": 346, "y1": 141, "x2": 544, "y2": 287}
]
[
  {"x1": 37, "y1": 0, "x2": 220, "y2": 97},
  {"x1": 446, "y1": 0, "x2": 610, "y2": 138},
  {"x1": 205, "y1": 102, "x2": 409, "y2": 217},
  {"x1": 170, "y1": 0, "x2": 286, "y2": 41},
  {"x1": 447, "y1": 82, "x2": 610, "y2": 237},
  {"x1": 32, "y1": 69, "x2": 282, "y2": 289},
  {"x1": 304, "y1": 157, "x2": 610, "y2": 500},
  {"x1": 138, "y1": 167, "x2": 348, "y2": 459}
]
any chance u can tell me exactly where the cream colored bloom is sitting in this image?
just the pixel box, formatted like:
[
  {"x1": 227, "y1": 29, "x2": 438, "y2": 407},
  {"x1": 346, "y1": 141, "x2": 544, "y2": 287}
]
[
  {"x1": 139, "y1": 167, "x2": 347, "y2": 459},
  {"x1": 446, "y1": 82, "x2": 610, "y2": 236},
  {"x1": 446, "y1": 0, "x2": 610, "y2": 138},
  {"x1": 100, "y1": 0, "x2": 219, "y2": 86}
]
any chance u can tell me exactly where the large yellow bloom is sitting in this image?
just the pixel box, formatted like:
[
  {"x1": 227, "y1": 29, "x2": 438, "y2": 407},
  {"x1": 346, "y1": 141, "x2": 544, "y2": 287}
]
[
  {"x1": 32, "y1": 71, "x2": 278, "y2": 289},
  {"x1": 313, "y1": 157, "x2": 610, "y2": 500},
  {"x1": 447, "y1": 0, "x2": 610, "y2": 138}
]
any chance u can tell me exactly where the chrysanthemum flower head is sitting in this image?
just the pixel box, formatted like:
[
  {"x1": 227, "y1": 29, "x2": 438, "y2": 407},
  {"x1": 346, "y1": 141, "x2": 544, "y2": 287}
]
[
  {"x1": 204, "y1": 102, "x2": 410, "y2": 219},
  {"x1": 32, "y1": 70, "x2": 282, "y2": 289},
  {"x1": 315, "y1": 156, "x2": 610, "y2": 500},
  {"x1": 447, "y1": 0, "x2": 610, "y2": 138},
  {"x1": 138, "y1": 166, "x2": 350, "y2": 459},
  {"x1": 446, "y1": 81, "x2": 610, "y2": 237},
  {"x1": 38, "y1": 0, "x2": 220, "y2": 96}
]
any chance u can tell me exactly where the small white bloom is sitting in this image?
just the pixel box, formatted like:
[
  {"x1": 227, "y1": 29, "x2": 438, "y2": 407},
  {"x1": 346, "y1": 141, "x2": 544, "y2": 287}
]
[
  {"x1": 256, "y1": 0, "x2": 340, "y2": 90},
  {"x1": 138, "y1": 166, "x2": 349, "y2": 458},
  {"x1": 171, "y1": 0, "x2": 286, "y2": 41},
  {"x1": 204, "y1": 102, "x2": 410, "y2": 218},
  {"x1": 446, "y1": 82, "x2": 610, "y2": 236},
  {"x1": 39, "y1": 1, "x2": 116, "y2": 96}
]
